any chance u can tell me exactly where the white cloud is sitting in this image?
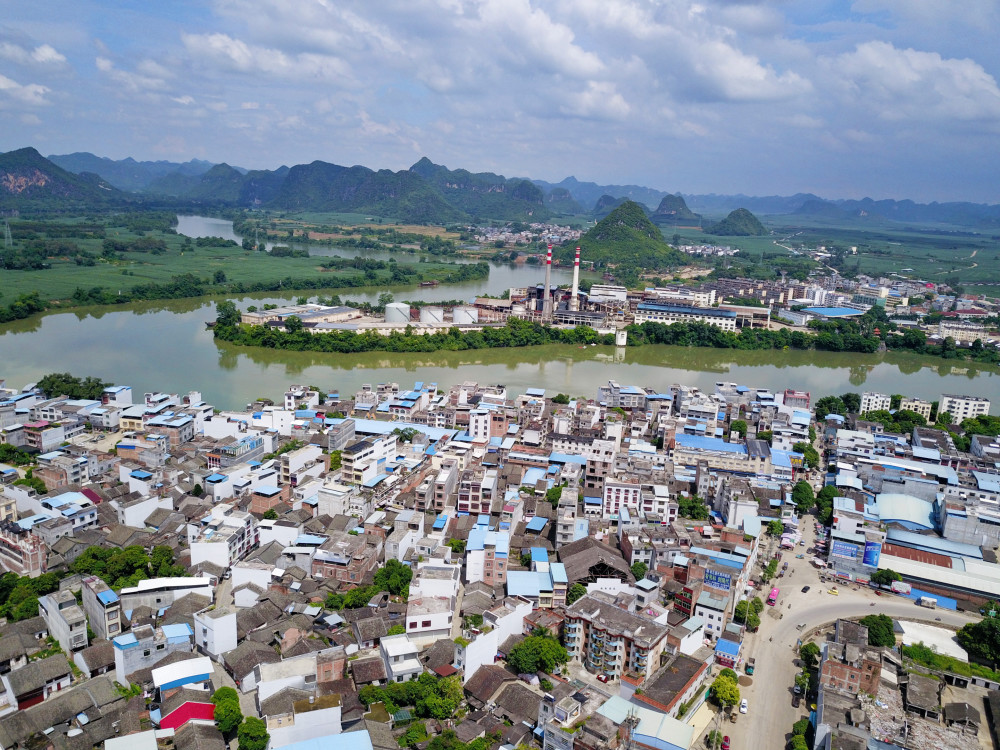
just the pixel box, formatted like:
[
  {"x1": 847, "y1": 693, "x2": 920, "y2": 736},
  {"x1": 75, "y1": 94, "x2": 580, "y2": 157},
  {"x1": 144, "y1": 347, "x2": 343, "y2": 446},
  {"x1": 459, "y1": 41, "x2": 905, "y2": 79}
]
[
  {"x1": 828, "y1": 41, "x2": 1000, "y2": 123},
  {"x1": 172, "y1": 95, "x2": 195, "y2": 105},
  {"x1": 0, "y1": 41, "x2": 66, "y2": 66},
  {"x1": 181, "y1": 32, "x2": 351, "y2": 82},
  {"x1": 95, "y1": 56, "x2": 169, "y2": 94},
  {"x1": 0, "y1": 73, "x2": 50, "y2": 106}
]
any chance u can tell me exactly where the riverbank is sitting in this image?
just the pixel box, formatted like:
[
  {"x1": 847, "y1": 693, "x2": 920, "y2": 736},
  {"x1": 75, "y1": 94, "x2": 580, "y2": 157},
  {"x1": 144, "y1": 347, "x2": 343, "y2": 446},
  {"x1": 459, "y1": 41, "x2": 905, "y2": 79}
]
[{"x1": 5, "y1": 297, "x2": 1000, "y2": 409}]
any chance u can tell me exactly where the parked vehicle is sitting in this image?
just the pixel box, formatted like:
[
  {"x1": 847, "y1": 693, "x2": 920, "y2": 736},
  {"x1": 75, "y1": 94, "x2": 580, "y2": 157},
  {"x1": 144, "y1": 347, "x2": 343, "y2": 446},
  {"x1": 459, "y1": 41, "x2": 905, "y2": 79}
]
[
  {"x1": 745, "y1": 657, "x2": 756, "y2": 675},
  {"x1": 801, "y1": 585, "x2": 810, "y2": 593},
  {"x1": 792, "y1": 694, "x2": 801, "y2": 708},
  {"x1": 597, "y1": 674, "x2": 609, "y2": 683},
  {"x1": 721, "y1": 737, "x2": 731, "y2": 750},
  {"x1": 918, "y1": 596, "x2": 938, "y2": 609},
  {"x1": 739, "y1": 699, "x2": 749, "y2": 714},
  {"x1": 828, "y1": 587, "x2": 839, "y2": 596}
]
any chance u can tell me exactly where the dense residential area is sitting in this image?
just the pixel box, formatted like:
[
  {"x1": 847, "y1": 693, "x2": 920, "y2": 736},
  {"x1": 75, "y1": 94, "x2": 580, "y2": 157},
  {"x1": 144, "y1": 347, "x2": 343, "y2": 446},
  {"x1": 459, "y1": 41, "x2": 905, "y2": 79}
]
[{"x1": 1, "y1": 375, "x2": 1000, "y2": 750}]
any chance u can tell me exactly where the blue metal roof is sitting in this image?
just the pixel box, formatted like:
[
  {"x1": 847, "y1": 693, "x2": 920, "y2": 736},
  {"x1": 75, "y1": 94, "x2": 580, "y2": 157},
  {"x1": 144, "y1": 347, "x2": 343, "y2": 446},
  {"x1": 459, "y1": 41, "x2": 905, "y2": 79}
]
[
  {"x1": 97, "y1": 589, "x2": 119, "y2": 605},
  {"x1": 714, "y1": 639, "x2": 740, "y2": 657},
  {"x1": 530, "y1": 547, "x2": 549, "y2": 563},
  {"x1": 675, "y1": 433, "x2": 747, "y2": 455},
  {"x1": 526, "y1": 517, "x2": 548, "y2": 533},
  {"x1": 801, "y1": 306, "x2": 863, "y2": 317},
  {"x1": 205, "y1": 473, "x2": 227, "y2": 483},
  {"x1": 551, "y1": 562, "x2": 568, "y2": 584},
  {"x1": 433, "y1": 514, "x2": 448, "y2": 531}
]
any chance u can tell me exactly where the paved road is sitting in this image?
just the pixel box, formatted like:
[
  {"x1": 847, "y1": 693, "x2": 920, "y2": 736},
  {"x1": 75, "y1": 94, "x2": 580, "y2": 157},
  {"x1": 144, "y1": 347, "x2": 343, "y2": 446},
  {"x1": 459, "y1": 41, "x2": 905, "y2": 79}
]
[{"x1": 726, "y1": 515, "x2": 979, "y2": 750}]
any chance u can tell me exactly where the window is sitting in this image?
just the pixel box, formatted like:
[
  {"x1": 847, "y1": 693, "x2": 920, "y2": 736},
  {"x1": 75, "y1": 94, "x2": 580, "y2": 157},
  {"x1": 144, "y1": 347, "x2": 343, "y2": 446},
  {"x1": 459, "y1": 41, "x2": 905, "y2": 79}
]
[{"x1": 422, "y1": 620, "x2": 431, "y2": 628}]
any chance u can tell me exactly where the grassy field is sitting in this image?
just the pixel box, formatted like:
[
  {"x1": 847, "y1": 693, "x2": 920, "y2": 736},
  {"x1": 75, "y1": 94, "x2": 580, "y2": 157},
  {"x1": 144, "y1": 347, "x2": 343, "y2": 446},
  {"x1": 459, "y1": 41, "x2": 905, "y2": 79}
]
[{"x1": 0, "y1": 220, "x2": 472, "y2": 305}]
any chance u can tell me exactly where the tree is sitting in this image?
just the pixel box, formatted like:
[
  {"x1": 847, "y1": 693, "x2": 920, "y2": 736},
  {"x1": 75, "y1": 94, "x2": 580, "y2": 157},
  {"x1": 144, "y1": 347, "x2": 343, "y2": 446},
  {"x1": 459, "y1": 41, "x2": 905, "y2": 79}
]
[
  {"x1": 374, "y1": 559, "x2": 413, "y2": 599},
  {"x1": 719, "y1": 668, "x2": 738, "y2": 682},
  {"x1": 445, "y1": 538, "x2": 466, "y2": 555},
  {"x1": 794, "y1": 672, "x2": 810, "y2": 691},
  {"x1": 791, "y1": 736, "x2": 810, "y2": 750},
  {"x1": 708, "y1": 674, "x2": 740, "y2": 707},
  {"x1": 870, "y1": 569, "x2": 901, "y2": 587},
  {"x1": 734, "y1": 600, "x2": 761, "y2": 631},
  {"x1": 262, "y1": 508, "x2": 279, "y2": 520},
  {"x1": 567, "y1": 583, "x2": 587, "y2": 606},
  {"x1": 399, "y1": 722, "x2": 428, "y2": 748},
  {"x1": 506, "y1": 634, "x2": 568, "y2": 674},
  {"x1": 730, "y1": 419, "x2": 747, "y2": 438},
  {"x1": 792, "y1": 480, "x2": 815, "y2": 513},
  {"x1": 191, "y1": 483, "x2": 204, "y2": 497},
  {"x1": 799, "y1": 642, "x2": 821, "y2": 670},
  {"x1": 793, "y1": 442, "x2": 820, "y2": 470},
  {"x1": 677, "y1": 495, "x2": 710, "y2": 520},
  {"x1": 212, "y1": 687, "x2": 243, "y2": 734},
  {"x1": 840, "y1": 392, "x2": 861, "y2": 413},
  {"x1": 213, "y1": 270, "x2": 227, "y2": 284},
  {"x1": 767, "y1": 519, "x2": 784, "y2": 536},
  {"x1": 329, "y1": 450, "x2": 342, "y2": 471},
  {"x1": 284, "y1": 315, "x2": 303, "y2": 333},
  {"x1": 388, "y1": 624, "x2": 406, "y2": 636},
  {"x1": 36, "y1": 372, "x2": 110, "y2": 400},
  {"x1": 631, "y1": 561, "x2": 648, "y2": 580},
  {"x1": 957, "y1": 617, "x2": 1000, "y2": 667},
  {"x1": 551, "y1": 393, "x2": 570, "y2": 405},
  {"x1": 814, "y1": 395, "x2": 847, "y2": 421},
  {"x1": 859, "y1": 614, "x2": 896, "y2": 647},
  {"x1": 237, "y1": 717, "x2": 270, "y2": 750}
]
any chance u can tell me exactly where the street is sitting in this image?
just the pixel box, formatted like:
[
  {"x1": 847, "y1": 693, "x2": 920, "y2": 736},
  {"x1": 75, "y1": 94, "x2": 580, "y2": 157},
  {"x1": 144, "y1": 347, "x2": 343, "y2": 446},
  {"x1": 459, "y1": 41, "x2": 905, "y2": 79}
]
[{"x1": 727, "y1": 515, "x2": 978, "y2": 750}]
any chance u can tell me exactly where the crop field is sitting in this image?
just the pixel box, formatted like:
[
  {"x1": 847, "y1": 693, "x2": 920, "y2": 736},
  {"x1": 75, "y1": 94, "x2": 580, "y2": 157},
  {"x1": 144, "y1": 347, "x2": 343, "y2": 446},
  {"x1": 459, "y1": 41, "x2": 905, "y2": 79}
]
[{"x1": 0, "y1": 221, "x2": 469, "y2": 305}]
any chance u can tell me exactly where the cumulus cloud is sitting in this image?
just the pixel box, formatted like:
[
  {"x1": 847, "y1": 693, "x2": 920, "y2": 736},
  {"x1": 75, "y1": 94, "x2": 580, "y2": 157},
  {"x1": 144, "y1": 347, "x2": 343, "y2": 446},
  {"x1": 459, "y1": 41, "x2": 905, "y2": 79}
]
[
  {"x1": 181, "y1": 32, "x2": 351, "y2": 82},
  {"x1": 0, "y1": 74, "x2": 50, "y2": 106},
  {"x1": 0, "y1": 42, "x2": 66, "y2": 66},
  {"x1": 828, "y1": 41, "x2": 1000, "y2": 122}
]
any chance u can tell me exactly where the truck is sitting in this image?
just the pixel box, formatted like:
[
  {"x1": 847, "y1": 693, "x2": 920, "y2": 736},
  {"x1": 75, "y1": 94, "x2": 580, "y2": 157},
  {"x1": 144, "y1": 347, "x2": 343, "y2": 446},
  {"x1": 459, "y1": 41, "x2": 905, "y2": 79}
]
[
  {"x1": 891, "y1": 581, "x2": 912, "y2": 595},
  {"x1": 745, "y1": 657, "x2": 756, "y2": 675},
  {"x1": 918, "y1": 596, "x2": 938, "y2": 609}
]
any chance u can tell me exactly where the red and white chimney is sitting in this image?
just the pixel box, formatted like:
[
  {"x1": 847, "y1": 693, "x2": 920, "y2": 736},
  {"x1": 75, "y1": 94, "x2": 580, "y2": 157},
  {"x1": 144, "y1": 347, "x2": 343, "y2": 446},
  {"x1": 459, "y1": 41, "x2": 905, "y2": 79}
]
[{"x1": 570, "y1": 246, "x2": 581, "y2": 312}]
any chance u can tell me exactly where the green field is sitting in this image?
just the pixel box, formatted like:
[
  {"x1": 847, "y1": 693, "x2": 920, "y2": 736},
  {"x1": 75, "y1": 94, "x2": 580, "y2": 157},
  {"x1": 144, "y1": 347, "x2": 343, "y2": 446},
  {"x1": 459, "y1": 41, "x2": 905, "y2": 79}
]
[{"x1": 0, "y1": 219, "x2": 472, "y2": 306}]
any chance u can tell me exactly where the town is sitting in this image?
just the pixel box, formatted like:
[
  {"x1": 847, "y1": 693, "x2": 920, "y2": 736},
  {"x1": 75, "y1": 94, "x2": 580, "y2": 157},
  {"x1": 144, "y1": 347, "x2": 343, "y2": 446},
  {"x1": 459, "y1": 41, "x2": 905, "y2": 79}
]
[{"x1": 0, "y1": 373, "x2": 998, "y2": 750}]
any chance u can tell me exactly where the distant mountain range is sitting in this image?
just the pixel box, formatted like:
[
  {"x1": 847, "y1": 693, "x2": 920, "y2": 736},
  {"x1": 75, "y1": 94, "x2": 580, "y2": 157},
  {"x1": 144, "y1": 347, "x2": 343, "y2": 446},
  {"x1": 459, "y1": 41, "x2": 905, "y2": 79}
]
[{"x1": 4, "y1": 148, "x2": 996, "y2": 230}]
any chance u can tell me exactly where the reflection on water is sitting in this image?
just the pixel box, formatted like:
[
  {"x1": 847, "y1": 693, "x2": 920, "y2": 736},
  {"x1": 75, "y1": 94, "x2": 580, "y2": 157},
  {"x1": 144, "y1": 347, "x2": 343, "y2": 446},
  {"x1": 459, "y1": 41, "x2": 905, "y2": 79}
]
[
  {"x1": 1, "y1": 215, "x2": 998, "y2": 409},
  {"x1": 3, "y1": 297, "x2": 1000, "y2": 410}
]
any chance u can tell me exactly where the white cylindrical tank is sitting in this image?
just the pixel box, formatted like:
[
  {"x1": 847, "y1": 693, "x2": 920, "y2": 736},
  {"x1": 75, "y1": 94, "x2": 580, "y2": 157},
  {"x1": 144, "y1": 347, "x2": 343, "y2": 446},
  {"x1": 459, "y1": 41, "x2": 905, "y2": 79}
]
[
  {"x1": 420, "y1": 306, "x2": 445, "y2": 325},
  {"x1": 385, "y1": 302, "x2": 410, "y2": 323},
  {"x1": 616, "y1": 329, "x2": 628, "y2": 346},
  {"x1": 511, "y1": 303, "x2": 527, "y2": 316},
  {"x1": 452, "y1": 306, "x2": 479, "y2": 325}
]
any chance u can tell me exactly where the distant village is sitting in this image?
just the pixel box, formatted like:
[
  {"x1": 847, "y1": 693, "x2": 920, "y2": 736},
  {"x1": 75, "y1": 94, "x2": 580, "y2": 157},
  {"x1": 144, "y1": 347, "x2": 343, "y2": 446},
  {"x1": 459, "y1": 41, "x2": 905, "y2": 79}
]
[{"x1": 0, "y1": 364, "x2": 999, "y2": 750}]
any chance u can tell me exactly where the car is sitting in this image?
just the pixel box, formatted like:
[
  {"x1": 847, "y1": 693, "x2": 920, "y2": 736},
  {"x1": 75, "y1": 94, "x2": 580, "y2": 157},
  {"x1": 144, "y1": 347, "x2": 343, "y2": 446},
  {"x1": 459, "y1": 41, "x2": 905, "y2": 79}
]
[
  {"x1": 875, "y1": 590, "x2": 882, "y2": 596},
  {"x1": 801, "y1": 585, "x2": 811, "y2": 593},
  {"x1": 794, "y1": 685, "x2": 803, "y2": 695},
  {"x1": 596, "y1": 674, "x2": 609, "y2": 683},
  {"x1": 828, "y1": 587, "x2": 839, "y2": 596},
  {"x1": 721, "y1": 737, "x2": 731, "y2": 750},
  {"x1": 799, "y1": 540, "x2": 805, "y2": 546},
  {"x1": 739, "y1": 698, "x2": 748, "y2": 714},
  {"x1": 792, "y1": 694, "x2": 801, "y2": 708}
]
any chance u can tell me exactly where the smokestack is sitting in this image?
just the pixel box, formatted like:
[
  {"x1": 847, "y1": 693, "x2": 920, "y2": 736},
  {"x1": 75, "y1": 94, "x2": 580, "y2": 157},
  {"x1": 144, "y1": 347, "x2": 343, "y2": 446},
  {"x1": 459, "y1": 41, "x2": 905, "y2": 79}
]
[
  {"x1": 543, "y1": 244, "x2": 553, "y2": 320},
  {"x1": 570, "y1": 246, "x2": 581, "y2": 312}
]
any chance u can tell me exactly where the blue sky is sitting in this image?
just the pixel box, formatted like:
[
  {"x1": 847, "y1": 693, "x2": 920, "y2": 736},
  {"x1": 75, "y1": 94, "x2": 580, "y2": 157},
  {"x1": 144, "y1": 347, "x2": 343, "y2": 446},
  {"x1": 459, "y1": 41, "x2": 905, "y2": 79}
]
[{"x1": 2, "y1": 0, "x2": 999, "y2": 202}]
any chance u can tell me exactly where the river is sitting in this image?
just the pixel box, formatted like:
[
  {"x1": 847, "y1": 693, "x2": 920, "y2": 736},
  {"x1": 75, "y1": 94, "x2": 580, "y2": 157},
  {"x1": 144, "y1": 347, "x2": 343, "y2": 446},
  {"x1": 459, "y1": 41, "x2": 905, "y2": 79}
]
[{"x1": 0, "y1": 217, "x2": 998, "y2": 410}]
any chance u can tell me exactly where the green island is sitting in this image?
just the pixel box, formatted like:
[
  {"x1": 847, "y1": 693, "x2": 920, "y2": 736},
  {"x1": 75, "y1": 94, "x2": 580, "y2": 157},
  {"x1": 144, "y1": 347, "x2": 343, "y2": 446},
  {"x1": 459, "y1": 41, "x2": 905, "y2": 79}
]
[{"x1": 213, "y1": 302, "x2": 1000, "y2": 366}]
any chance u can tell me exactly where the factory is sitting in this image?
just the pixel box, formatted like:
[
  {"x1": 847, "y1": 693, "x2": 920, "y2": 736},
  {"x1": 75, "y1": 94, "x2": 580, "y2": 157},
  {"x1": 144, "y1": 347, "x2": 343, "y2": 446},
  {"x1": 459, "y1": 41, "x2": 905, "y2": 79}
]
[{"x1": 250, "y1": 244, "x2": 767, "y2": 338}]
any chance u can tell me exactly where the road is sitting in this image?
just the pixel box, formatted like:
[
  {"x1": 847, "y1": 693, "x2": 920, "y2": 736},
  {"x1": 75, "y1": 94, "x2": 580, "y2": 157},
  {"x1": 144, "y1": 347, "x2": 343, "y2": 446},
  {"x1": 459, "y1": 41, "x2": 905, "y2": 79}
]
[{"x1": 727, "y1": 515, "x2": 979, "y2": 750}]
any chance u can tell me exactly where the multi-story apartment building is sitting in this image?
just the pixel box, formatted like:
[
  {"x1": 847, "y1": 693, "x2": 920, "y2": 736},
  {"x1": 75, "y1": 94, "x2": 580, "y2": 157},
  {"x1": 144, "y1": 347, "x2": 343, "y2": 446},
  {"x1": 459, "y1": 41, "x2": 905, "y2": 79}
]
[
  {"x1": 311, "y1": 531, "x2": 379, "y2": 583},
  {"x1": 22, "y1": 421, "x2": 66, "y2": 453},
  {"x1": 860, "y1": 392, "x2": 891, "y2": 414},
  {"x1": 783, "y1": 389, "x2": 811, "y2": 409},
  {"x1": 112, "y1": 623, "x2": 194, "y2": 685},
  {"x1": 280, "y1": 443, "x2": 325, "y2": 487},
  {"x1": 465, "y1": 527, "x2": 510, "y2": 586},
  {"x1": 939, "y1": 394, "x2": 991, "y2": 421},
  {"x1": 81, "y1": 576, "x2": 122, "y2": 641},
  {"x1": 602, "y1": 478, "x2": 642, "y2": 520},
  {"x1": 341, "y1": 434, "x2": 398, "y2": 486},
  {"x1": 899, "y1": 397, "x2": 933, "y2": 420},
  {"x1": 597, "y1": 381, "x2": 649, "y2": 410},
  {"x1": 0, "y1": 522, "x2": 46, "y2": 577},
  {"x1": 144, "y1": 414, "x2": 195, "y2": 448},
  {"x1": 38, "y1": 590, "x2": 88, "y2": 653},
  {"x1": 563, "y1": 592, "x2": 669, "y2": 682},
  {"x1": 457, "y1": 467, "x2": 496, "y2": 515},
  {"x1": 187, "y1": 503, "x2": 259, "y2": 568}
]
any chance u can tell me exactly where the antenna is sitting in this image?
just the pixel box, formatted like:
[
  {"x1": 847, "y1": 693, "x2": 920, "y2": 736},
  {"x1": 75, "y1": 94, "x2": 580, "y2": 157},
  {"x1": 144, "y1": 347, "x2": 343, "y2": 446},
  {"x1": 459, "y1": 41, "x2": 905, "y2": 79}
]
[{"x1": 3, "y1": 220, "x2": 11, "y2": 249}]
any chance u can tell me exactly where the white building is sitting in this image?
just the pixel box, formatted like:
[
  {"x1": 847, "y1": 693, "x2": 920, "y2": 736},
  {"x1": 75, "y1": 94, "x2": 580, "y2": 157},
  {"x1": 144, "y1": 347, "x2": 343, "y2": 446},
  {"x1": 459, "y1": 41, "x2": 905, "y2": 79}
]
[
  {"x1": 187, "y1": 503, "x2": 259, "y2": 568},
  {"x1": 453, "y1": 597, "x2": 532, "y2": 684},
  {"x1": 193, "y1": 604, "x2": 238, "y2": 658},
  {"x1": 939, "y1": 394, "x2": 990, "y2": 422},
  {"x1": 860, "y1": 392, "x2": 891, "y2": 414},
  {"x1": 379, "y1": 634, "x2": 422, "y2": 684},
  {"x1": 118, "y1": 576, "x2": 215, "y2": 611}
]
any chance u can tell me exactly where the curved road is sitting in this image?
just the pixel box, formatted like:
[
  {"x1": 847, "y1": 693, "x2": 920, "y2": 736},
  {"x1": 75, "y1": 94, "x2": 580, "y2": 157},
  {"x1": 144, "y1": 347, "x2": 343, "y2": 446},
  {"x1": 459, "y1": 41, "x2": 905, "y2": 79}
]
[{"x1": 719, "y1": 516, "x2": 979, "y2": 750}]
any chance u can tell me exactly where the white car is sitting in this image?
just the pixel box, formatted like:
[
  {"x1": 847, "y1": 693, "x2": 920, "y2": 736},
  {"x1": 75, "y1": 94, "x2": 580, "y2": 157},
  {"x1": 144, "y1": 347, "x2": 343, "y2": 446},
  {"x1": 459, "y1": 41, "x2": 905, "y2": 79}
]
[{"x1": 739, "y1": 699, "x2": 748, "y2": 714}]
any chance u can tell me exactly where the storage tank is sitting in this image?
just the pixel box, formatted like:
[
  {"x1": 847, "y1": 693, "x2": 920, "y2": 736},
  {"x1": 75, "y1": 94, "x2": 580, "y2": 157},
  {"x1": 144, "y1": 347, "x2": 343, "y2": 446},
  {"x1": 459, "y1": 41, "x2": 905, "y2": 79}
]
[
  {"x1": 452, "y1": 306, "x2": 479, "y2": 325},
  {"x1": 419, "y1": 306, "x2": 445, "y2": 325},
  {"x1": 385, "y1": 302, "x2": 410, "y2": 324},
  {"x1": 511, "y1": 303, "x2": 527, "y2": 317}
]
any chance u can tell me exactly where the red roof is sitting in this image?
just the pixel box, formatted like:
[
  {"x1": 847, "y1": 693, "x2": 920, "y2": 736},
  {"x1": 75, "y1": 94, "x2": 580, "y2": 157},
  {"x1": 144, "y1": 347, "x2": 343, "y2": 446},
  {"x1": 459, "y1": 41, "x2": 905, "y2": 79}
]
[
  {"x1": 81, "y1": 488, "x2": 103, "y2": 505},
  {"x1": 434, "y1": 665, "x2": 458, "y2": 677}
]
